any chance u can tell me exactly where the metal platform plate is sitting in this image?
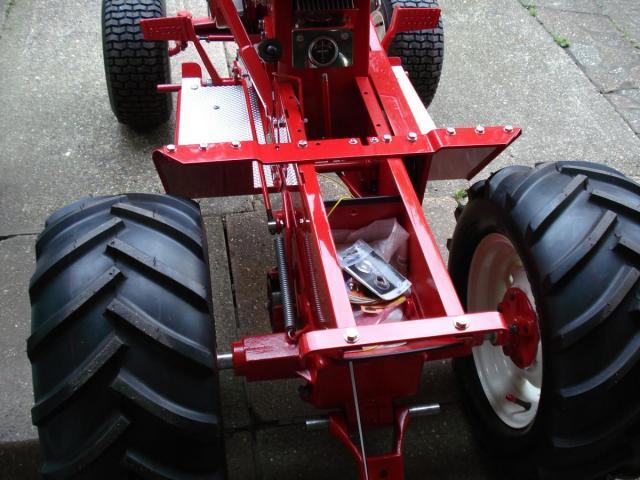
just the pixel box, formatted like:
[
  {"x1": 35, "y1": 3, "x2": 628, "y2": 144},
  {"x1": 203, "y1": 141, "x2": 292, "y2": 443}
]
[{"x1": 178, "y1": 78, "x2": 267, "y2": 145}]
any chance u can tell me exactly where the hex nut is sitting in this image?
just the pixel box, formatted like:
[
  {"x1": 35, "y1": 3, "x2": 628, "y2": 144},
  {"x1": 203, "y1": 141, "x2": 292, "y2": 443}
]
[{"x1": 166, "y1": 144, "x2": 176, "y2": 152}]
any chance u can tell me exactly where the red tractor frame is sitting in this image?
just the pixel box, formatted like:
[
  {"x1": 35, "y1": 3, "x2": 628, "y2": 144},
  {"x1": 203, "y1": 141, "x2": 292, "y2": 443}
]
[
  {"x1": 141, "y1": 1, "x2": 526, "y2": 478},
  {"x1": 26, "y1": 0, "x2": 640, "y2": 479}
]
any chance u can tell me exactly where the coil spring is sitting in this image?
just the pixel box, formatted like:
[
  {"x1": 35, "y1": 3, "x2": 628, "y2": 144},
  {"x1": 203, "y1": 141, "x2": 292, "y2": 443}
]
[
  {"x1": 274, "y1": 235, "x2": 295, "y2": 335},
  {"x1": 303, "y1": 233, "x2": 327, "y2": 325}
]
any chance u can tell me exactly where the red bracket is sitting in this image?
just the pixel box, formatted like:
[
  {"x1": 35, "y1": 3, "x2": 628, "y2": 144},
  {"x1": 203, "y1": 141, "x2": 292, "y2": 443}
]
[
  {"x1": 381, "y1": 7, "x2": 441, "y2": 51},
  {"x1": 329, "y1": 408, "x2": 410, "y2": 480},
  {"x1": 140, "y1": 15, "x2": 195, "y2": 42}
]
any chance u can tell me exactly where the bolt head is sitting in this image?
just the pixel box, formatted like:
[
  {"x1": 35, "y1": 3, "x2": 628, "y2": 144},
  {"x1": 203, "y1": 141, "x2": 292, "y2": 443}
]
[
  {"x1": 166, "y1": 144, "x2": 176, "y2": 152},
  {"x1": 370, "y1": 137, "x2": 379, "y2": 144},
  {"x1": 454, "y1": 317, "x2": 469, "y2": 331},
  {"x1": 446, "y1": 127, "x2": 456, "y2": 135},
  {"x1": 298, "y1": 139, "x2": 308, "y2": 148},
  {"x1": 475, "y1": 125, "x2": 486, "y2": 135},
  {"x1": 344, "y1": 328, "x2": 359, "y2": 343},
  {"x1": 382, "y1": 134, "x2": 392, "y2": 143},
  {"x1": 231, "y1": 140, "x2": 241, "y2": 149},
  {"x1": 348, "y1": 138, "x2": 358, "y2": 145},
  {"x1": 191, "y1": 83, "x2": 199, "y2": 90},
  {"x1": 504, "y1": 125, "x2": 514, "y2": 133},
  {"x1": 199, "y1": 143, "x2": 208, "y2": 151},
  {"x1": 407, "y1": 132, "x2": 418, "y2": 142}
]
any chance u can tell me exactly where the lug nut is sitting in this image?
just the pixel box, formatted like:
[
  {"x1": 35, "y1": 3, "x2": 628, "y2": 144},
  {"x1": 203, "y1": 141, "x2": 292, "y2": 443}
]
[
  {"x1": 344, "y1": 328, "x2": 359, "y2": 343},
  {"x1": 166, "y1": 144, "x2": 176, "y2": 152},
  {"x1": 348, "y1": 138, "x2": 358, "y2": 145},
  {"x1": 383, "y1": 134, "x2": 392, "y2": 143},
  {"x1": 199, "y1": 143, "x2": 208, "y2": 151},
  {"x1": 446, "y1": 127, "x2": 456, "y2": 135},
  {"x1": 298, "y1": 139, "x2": 308, "y2": 148},
  {"x1": 454, "y1": 317, "x2": 469, "y2": 331},
  {"x1": 370, "y1": 136, "x2": 379, "y2": 144},
  {"x1": 407, "y1": 132, "x2": 418, "y2": 142},
  {"x1": 504, "y1": 125, "x2": 514, "y2": 133},
  {"x1": 475, "y1": 125, "x2": 485, "y2": 134},
  {"x1": 231, "y1": 140, "x2": 241, "y2": 149}
]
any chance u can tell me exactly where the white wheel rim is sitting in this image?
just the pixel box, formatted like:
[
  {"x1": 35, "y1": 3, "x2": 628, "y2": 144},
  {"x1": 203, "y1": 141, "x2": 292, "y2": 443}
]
[
  {"x1": 467, "y1": 233, "x2": 542, "y2": 429},
  {"x1": 371, "y1": 9, "x2": 386, "y2": 42}
]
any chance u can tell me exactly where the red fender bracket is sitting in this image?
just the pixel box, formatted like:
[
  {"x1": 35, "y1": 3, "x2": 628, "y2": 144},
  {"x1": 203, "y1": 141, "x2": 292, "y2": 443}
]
[
  {"x1": 140, "y1": 14, "x2": 196, "y2": 42},
  {"x1": 381, "y1": 7, "x2": 441, "y2": 51}
]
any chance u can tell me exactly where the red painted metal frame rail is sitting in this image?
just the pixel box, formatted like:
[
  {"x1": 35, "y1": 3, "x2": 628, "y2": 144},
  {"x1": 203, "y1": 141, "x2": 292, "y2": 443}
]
[{"x1": 142, "y1": 2, "x2": 525, "y2": 478}]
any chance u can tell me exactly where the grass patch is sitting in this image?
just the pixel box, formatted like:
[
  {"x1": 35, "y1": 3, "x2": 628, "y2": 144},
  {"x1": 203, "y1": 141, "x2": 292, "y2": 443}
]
[
  {"x1": 4, "y1": 0, "x2": 16, "y2": 18},
  {"x1": 453, "y1": 189, "x2": 468, "y2": 205},
  {"x1": 552, "y1": 33, "x2": 570, "y2": 48}
]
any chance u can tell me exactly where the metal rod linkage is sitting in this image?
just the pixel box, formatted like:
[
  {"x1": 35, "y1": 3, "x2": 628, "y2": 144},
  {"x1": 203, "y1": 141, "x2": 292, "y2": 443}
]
[
  {"x1": 274, "y1": 235, "x2": 296, "y2": 336},
  {"x1": 349, "y1": 361, "x2": 369, "y2": 480},
  {"x1": 216, "y1": 353, "x2": 234, "y2": 370}
]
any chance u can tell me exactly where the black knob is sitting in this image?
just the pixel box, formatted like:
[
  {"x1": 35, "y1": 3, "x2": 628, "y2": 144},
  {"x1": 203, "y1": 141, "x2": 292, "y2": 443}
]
[{"x1": 258, "y1": 39, "x2": 283, "y2": 64}]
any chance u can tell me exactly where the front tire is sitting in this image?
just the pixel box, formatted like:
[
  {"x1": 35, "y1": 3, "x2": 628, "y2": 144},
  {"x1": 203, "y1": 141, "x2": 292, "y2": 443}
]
[
  {"x1": 374, "y1": 0, "x2": 444, "y2": 107},
  {"x1": 102, "y1": 0, "x2": 172, "y2": 130},
  {"x1": 28, "y1": 194, "x2": 226, "y2": 478},
  {"x1": 449, "y1": 162, "x2": 640, "y2": 479}
]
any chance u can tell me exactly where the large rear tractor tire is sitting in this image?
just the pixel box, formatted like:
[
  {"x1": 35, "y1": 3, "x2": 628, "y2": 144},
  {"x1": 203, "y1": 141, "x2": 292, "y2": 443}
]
[
  {"x1": 28, "y1": 194, "x2": 226, "y2": 478},
  {"x1": 102, "y1": 0, "x2": 172, "y2": 130},
  {"x1": 449, "y1": 161, "x2": 640, "y2": 479}
]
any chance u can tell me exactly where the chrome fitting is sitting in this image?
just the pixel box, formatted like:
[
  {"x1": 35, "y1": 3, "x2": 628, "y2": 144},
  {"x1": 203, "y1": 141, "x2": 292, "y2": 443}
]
[
  {"x1": 344, "y1": 328, "x2": 359, "y2": 343},
  {"x1": 454, "y1": 317, "x2": 469, "y2": 331}
]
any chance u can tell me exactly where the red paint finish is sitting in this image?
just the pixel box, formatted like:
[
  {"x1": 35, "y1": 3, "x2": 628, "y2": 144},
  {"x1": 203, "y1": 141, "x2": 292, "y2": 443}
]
[
  {"x1": 500, "y1": 288, "x2": 540, "y2": 369},
  {"x1": 143, "y1": 3, "x2": 523, "y2": 478},
  {"x1": 381, "y1": 7, "x2": 441, "y2": 51}
]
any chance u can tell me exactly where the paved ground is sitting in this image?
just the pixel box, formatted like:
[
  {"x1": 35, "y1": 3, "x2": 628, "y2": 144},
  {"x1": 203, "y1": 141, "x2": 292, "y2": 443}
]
[
  {"x1": 1, "y1": 0, "x2": 639, "y2": 478},
  {"x1": 521, "y1": 0, "x2": 640, "y2": 136}
]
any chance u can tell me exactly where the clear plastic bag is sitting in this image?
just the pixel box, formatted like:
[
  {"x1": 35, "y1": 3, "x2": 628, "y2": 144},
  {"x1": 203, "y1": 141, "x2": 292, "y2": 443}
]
[{"x1": 345, "y1": 218, "x2": 409, "y2": 263}]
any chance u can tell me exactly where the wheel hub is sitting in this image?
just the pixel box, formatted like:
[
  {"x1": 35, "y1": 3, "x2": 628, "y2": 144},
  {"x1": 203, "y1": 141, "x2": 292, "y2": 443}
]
[{"x1": 499, "y1": 287, "x2": 539, "y2": 369}]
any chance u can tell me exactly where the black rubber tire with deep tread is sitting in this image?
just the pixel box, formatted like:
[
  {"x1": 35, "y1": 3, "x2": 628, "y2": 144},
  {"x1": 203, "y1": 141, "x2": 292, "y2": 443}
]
[
  {"x1": 380, "y1": 0, "x2": 444, "y2": 107},
  {"x1": 102, "y1": 0, "x2": 172, "y2": 130},
  {"x1": 449, "y1": 161, "x2": 640, "y2": 479},
  {"x1": 28, "y1": 194, "x2": 226, "y2": 479}
]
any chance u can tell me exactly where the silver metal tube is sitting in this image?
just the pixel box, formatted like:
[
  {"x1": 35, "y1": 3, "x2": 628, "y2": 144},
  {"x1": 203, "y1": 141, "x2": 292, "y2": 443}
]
[
  {"x1": 274, "y1": 235, "x2": 296, "y2": 334},
  {"x1": 305, "y1": 418, "x2": 330, "y2": 431},
  {"x1": 408, "y1": 403, "x2": 441, "y2": 417},
  {"x1": 349, "y1": 361, "x2": 369, "y2": 480},
  {"x1": 216, "y1": 352, "x2": 234, "y2": 370}
]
